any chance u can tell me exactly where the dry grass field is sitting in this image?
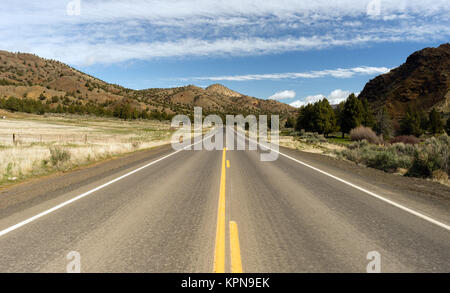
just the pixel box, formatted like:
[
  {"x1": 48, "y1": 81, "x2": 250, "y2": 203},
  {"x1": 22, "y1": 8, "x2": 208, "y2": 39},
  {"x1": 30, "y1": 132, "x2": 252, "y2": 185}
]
[{"x1": 0, "y1": 110, "x2": 176, "y2": 186}]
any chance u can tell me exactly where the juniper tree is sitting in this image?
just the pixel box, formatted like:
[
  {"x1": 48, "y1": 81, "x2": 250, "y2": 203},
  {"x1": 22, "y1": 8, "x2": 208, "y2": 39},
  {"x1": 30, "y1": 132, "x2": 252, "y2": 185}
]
[
  {"x1": 429, "y1": 109, "x2": 444, "y2": 134},
  {"x1": 340, "y1": 93, "x2": 363, "y2": 138}
]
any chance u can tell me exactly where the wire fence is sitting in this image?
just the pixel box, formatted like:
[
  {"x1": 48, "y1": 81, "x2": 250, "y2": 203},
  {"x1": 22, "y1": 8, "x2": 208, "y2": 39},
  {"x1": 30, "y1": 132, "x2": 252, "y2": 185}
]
[{"x1": 0, "y1": 133, "x2": 140, "y2": 146}]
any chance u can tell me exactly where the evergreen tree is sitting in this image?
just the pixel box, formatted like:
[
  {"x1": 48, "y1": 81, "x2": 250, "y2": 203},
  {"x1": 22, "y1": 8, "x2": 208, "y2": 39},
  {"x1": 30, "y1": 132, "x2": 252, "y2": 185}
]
[
  {"x1": 334, "y1": 101, "x2": 344, "y2": 133},
  {"x1": 295, "y1": 99, "x2": 336, "y2": 136},
  {"x1": 295, "y1": 103, "x2": 315, "y2": 132},
  {"x1": 361, "y1": 98, "x2": 375, "y2": 127},
  {"x1": 314, "y1": 99, "x2": 337, "y2": 136},
  {"x1": 56, "y1": 104, "x2": 63, "y2": 113},
  {"x1": 429, "y1": 109, "x2": 443, "y2": 134},
  {"x1": 340, "y1": 93, "x2": 363, "y2": 138},
  {"x1": 419, "y1": 109, "x2": 429, "y2": 133},
  {"x1": 400, "y1": 105, "x2": 422, "y2": 136},
  {"x1": 446, "y1": 118, "x2": 450, "y2": 134},
  {"x1": 284, "y1": 116, "x2": 295, "y2": 128},
  {"x1": 5, "y1": 97, "x2": 21, "y2": 112}
]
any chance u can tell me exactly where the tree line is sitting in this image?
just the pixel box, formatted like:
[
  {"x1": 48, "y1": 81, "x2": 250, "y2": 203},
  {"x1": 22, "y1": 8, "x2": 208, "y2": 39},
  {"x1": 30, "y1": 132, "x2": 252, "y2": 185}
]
[
  {"x1": 0, "y1": 96, "x2": 173, "y2": 121},
  {"x1": 290, "y1": 93, "x2": 449, "y2": 138},
  {"x1": 400, "y1": 105, "x2": 445, "y2": 136}
]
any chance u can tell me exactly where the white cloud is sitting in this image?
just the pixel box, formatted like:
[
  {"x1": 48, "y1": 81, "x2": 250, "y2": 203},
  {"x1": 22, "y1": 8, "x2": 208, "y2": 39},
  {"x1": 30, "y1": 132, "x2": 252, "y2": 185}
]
[
  {"x1": 290, "y1": 100, "x2": 308, "y2": 108},
  {"x1": 3, "y1": 1, "x2": 449, "y2": 26},
  {"x1": 191, "y1": 66, "x2": 390, "y2": 82},
  {"x1": 290, "y1": 94, "x2": 326, "y2": 107},
  {"x1": 290, "y1": 89, "x2": 355, "y2": 108},
  {"x1": 0, "y1": 1, "x2": 448, "y2": 65},
  {"x1": 328, "y1": 89, "x2": 352, "y2": 104},
  {"x1": 269, "y1": 90, "x2": 296, "y2": 100}
]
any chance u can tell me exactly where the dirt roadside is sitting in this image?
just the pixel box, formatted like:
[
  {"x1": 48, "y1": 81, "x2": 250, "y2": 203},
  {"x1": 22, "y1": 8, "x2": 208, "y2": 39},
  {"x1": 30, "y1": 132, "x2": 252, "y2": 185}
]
[{"x1": 278, "y1": 145, "x2": 450, "y2": 203}]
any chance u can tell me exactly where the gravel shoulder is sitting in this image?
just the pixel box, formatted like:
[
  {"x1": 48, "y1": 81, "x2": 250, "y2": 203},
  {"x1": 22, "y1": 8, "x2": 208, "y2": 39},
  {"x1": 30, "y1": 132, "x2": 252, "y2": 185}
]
[{"x1": 278, "y1": 145, "x2": 450, "y2": 224}]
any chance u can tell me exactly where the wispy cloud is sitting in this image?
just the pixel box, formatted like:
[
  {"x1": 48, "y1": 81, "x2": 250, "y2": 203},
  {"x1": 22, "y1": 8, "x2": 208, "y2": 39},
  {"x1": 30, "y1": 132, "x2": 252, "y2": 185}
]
[
  {"x1": 269, "y1": 90, "x2": 296, "y2": 100},
  {"x1": 188, "y1": 66, "x2": 390, "y2": 82},
  {"x1": 0, "y1": 1, "x2": 449, "y2": 65},
  {"x1": 4, "y1": 1, "x2": 449, "y2": 26}
]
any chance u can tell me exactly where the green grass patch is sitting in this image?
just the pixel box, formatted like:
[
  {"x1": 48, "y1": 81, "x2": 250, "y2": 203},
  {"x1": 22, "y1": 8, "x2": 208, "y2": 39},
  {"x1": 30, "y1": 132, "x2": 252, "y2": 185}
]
[{"x1": 327, "y1": 137, "x2": 352, "y2": 145}]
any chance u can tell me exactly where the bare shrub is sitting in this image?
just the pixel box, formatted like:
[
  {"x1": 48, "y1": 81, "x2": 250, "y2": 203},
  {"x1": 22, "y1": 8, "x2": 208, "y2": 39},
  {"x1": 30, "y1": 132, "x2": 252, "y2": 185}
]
[
  {"x1": 340, "y1": 149, "x2": 362, "y2": 164},
  {"x1": 49, "y1": 146, "x2": 71, "y2": 166},
  {"x1": 432, "y1": 170, "x2": 448, "y2": 183},
  {"x1": 390, "y1": 135, "x2": 419, "y2": 145},
  {"x1": 391, "y1": 142, "x2": 415, "y2": 156},
  {"x1": 350, "y1": 126, "x2": 382, "y2": 144},
  {"x1": 300, "y1": 132, "x2": 327, "y2": 144},
  {"x1": 347, "y1": 140, "x2": 370, "y2": 150}
]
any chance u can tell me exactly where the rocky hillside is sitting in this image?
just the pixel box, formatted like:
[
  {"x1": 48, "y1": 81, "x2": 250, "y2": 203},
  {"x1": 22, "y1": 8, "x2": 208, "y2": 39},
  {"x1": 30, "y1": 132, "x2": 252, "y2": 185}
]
[
  {"x1": 359, "y1": 43, "x2": 450, "y2": 119},
  {"x1": 0, "y1": 50, "x2": 295, "y2": 119},
  {"x1": 138, "y1": 85, "x2": 294, "y2": 118},
  {"x1": 206, "y1": 84, "x2": 243, "y2": 97}
]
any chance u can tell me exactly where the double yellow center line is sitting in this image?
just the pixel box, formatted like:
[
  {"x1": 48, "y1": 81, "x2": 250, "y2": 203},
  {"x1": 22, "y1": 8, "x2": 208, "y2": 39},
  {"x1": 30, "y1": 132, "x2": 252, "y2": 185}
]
[
  {"x1": 213, "y1": 148, "x2": 243, "y2": 273},
  {"x1": 229, "y1": 221, "x2": 243, "y2": 273}
]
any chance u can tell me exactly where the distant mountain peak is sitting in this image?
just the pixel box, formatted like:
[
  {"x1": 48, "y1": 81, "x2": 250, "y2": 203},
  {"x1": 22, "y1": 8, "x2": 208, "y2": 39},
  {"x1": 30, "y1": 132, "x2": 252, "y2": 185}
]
[{"x1": 205, "y1": 84, "x2": 243, "y2": 98}]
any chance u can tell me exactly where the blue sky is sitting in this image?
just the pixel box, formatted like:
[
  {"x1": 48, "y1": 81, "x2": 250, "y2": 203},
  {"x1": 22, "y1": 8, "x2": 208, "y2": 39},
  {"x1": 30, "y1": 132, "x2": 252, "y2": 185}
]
[{"x1": 1, "y1": 0, "x2": 449, "y2": 106}]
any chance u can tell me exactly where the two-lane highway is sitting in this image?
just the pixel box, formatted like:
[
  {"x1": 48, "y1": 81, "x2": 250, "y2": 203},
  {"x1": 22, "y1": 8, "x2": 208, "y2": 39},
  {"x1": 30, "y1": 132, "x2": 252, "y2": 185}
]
[{"x1": 0, "y1": 127, "x2": 449, "y2": 272}]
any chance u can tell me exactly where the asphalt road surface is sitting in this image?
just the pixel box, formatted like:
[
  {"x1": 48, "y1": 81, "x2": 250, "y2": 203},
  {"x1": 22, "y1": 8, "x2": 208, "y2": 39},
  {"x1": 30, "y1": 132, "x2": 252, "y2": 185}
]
[{"x1": 0, "y1": 127, "x2": 449, "y2": 272}]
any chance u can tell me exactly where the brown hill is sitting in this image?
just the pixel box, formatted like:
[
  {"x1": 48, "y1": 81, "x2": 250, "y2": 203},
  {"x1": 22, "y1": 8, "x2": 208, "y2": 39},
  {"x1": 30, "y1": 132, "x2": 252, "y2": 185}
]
[
  {"x1": 0, "y1": 50, "x2": 295, "y2": 119},
  {"x1": 359, "y1": 43, "x2": 450, "y2": 119},
  {"x1": 206, "y1": 84, "x2": 243, "y2": 98},
  {"x1": 138, "y1": 85, "x2": 294, "y2": 118}
]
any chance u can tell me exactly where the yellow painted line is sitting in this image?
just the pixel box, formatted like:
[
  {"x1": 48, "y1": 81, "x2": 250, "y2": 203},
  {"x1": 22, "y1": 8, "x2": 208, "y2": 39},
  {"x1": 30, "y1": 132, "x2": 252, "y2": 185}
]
[
  {"x1": 227, "y1": 160, "x2": 230, "y2": 168},
  {"x1": 213, "y1": 147, "x2": 227, "y2": 273},
  {"x1": 229, "y1": 221, "x2": 243, "y2": 273}
]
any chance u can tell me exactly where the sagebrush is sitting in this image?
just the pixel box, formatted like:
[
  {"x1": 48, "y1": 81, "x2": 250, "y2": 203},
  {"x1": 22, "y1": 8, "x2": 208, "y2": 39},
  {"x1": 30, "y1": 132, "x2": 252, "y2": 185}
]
[{"x1": 337, "y1": 134, "x2": 449, "y2": 179}]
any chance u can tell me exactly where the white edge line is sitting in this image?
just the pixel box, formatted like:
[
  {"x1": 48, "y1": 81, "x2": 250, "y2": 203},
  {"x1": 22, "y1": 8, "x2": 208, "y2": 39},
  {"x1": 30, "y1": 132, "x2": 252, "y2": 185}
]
[
  {"x1": 0, "y1": 131, "x2": 217, "y2": 238},
  {"x1": 231, "y1": 127, "x2": 450, "y2": 232}
]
